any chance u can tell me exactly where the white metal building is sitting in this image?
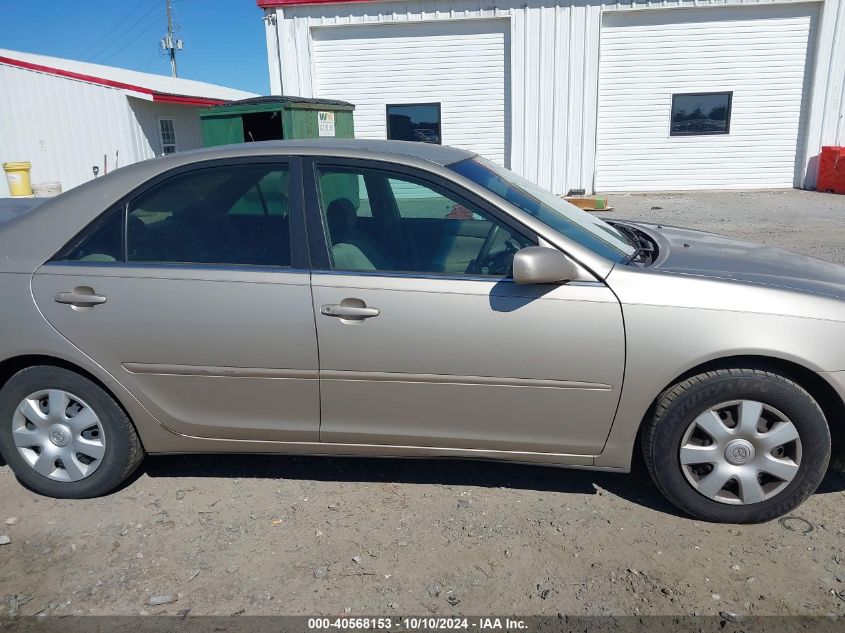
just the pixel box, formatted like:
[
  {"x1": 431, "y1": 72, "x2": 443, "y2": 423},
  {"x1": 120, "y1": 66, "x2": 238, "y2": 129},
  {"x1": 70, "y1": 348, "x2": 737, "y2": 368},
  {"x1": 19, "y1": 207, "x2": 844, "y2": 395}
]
[
  {"x1": 260, "y1": 0, "x2": 845, "y2": 193},
  {"x1": 0, "y1": 49, "x2": 256, "y2": 197}
]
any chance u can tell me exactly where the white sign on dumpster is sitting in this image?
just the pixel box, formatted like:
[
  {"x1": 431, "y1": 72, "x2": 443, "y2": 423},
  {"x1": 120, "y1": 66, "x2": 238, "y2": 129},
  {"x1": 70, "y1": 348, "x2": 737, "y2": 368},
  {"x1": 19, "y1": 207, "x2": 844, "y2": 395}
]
[{"x1": 318, "y1": 111, "x2": 335, "y2": 137}]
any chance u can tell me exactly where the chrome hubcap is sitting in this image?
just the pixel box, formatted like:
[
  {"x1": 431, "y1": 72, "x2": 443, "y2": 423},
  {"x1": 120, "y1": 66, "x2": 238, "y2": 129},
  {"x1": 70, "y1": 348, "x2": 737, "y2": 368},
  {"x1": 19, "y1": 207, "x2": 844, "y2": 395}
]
[
  {"x1": 12, "y1": 389, "x2": 106, "y2": 482},
  {"x1": 679, "y1": 400, "x2": 802, "y2": 505}
]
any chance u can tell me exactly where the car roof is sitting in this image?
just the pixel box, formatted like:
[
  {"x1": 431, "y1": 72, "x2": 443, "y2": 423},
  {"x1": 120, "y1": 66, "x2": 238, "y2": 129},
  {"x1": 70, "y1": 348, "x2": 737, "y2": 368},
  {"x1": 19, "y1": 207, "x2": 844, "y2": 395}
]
[{"x1": 174, "y1": 139, "x2": 476, "y2": 167}]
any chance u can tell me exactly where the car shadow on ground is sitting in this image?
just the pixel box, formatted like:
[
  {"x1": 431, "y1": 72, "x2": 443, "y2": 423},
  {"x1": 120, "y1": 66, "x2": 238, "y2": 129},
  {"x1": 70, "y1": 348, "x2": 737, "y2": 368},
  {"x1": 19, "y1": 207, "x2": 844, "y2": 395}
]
[{"x1": 139, "y1": 453, "x2": 845, "y2": 520}]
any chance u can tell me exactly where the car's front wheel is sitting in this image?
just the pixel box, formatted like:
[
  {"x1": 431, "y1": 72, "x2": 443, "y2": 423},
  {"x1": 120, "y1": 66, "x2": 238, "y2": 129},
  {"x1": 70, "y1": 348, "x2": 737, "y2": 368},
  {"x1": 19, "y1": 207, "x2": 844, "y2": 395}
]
[
  {"x1": 641, "y1": 368, "x2": 830, "y2": 523},
  {"x1": 0, "y1": 365, "x2": 144, "y2": 498}
]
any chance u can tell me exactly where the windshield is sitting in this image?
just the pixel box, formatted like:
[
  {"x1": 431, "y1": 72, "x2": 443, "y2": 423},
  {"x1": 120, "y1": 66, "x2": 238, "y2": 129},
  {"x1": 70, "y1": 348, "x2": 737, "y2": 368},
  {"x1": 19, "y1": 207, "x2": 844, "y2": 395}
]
[{"x1": 450, "y1": 157, "x2": 635, "y2": 262}]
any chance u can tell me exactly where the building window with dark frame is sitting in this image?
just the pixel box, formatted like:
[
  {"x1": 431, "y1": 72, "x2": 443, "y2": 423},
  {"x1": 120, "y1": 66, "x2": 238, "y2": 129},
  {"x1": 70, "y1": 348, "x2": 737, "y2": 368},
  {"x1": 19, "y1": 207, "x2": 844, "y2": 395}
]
[
  {"x1": 158, "y1": 117, "x2": 177, "y2": 154},
  {"x1": 670, "y1": 92, "x2": 732, "y2": 136},
  {"x1": 386, "y1": 103, "x2": 441, "y2": 144}
]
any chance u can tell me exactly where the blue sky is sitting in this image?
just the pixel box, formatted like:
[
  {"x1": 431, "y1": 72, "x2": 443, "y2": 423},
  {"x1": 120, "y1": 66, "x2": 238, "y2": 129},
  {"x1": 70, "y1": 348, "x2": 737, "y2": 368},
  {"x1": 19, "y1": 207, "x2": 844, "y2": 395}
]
[{"x1": 0, "y1": 0, "x2": 270, "y2": 94}]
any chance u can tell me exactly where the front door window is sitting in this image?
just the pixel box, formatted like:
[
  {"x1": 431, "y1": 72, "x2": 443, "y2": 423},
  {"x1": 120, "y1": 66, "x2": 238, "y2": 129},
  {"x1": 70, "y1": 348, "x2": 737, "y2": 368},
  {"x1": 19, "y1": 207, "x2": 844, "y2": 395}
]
[{"x1": 315, "y1": 166, "x2": 532, "y2": 276}]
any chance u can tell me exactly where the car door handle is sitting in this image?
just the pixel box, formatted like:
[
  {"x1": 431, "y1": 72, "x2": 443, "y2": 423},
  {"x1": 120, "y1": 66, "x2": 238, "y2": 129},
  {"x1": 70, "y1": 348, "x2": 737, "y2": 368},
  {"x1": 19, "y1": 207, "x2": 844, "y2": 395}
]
[
  {"x1": 320, "y1": 304, "x2": 380, "y2": 319},
  {"x1": 54, "y1": 290, "x2": 107, "y2": 306}
]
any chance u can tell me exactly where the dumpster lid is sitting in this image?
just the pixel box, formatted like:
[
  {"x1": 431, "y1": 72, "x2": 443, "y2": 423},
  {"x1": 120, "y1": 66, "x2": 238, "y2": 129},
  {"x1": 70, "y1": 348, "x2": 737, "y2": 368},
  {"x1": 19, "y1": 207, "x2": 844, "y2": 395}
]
[{"x1": 217, "y1": 95, "x2": 355, "y2": 108}]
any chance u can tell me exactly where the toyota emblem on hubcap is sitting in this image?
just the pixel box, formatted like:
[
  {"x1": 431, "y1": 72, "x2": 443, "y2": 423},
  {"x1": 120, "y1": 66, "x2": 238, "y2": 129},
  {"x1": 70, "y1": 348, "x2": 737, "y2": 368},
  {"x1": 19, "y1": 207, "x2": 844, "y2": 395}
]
[
  {"x1": 47, "y1": 425, "x2": 72, "y2": 447},
  {"x1": 724, "y1": 439, "x2": 756, "y2": 466},
  {"x1": 732, "y1": 445, "x2": 750, "y2": 460}
]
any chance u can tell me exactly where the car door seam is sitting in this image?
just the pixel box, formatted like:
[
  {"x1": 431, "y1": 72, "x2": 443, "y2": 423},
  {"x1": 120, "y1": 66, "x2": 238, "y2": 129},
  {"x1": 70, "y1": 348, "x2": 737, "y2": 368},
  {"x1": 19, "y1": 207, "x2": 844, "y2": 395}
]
[
  {"x1": 309, "y1": 269, "x2": 325, "y2": 442},
  {"x1": 596, "y1": 266, "x2": 629, "y2": 461}
]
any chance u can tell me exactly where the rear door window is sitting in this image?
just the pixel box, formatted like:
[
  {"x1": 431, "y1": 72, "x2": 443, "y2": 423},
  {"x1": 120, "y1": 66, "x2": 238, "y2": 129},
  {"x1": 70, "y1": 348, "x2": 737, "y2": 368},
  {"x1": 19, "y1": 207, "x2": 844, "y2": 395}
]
[{"x1": 127, "y1": 165, "x2": 292, "y2": 267}]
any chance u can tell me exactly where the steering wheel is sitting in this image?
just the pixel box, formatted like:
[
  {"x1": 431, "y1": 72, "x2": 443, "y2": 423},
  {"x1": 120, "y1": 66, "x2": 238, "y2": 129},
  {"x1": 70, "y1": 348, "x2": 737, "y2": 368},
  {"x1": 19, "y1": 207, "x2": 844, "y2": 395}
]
[
  {"x1": 487, "y1": 239, "x2": 519, "y2": 275},
  {"x1": 466, "y1": 224, "x2": 510, "y2": 275},
  {"x1": 467, "y1": 223, "x2": 501, "y2": 275}
]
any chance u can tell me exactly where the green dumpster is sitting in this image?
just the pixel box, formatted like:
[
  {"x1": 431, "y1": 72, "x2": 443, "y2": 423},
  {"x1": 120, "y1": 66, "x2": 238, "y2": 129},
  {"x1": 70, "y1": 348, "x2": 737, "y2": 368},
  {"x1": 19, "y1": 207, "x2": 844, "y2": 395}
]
[{"x1": 200, "y1": 96, "x2": 355, "y2": 147}]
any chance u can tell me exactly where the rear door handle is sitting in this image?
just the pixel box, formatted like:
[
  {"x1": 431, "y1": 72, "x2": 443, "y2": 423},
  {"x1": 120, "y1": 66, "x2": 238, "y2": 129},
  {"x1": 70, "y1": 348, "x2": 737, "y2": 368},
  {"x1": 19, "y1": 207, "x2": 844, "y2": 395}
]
[
  {"x1": 321, "y1": 304, "x2": 380, "y2": 319},
  {"x1": 55, "y1": 290, "x2": 107, "y2": 306}
]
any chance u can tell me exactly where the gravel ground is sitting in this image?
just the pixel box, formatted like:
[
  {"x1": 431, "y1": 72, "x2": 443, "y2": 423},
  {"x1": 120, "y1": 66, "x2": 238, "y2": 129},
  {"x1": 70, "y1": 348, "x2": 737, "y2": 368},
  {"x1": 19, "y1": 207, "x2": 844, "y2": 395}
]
[
  {"x1": 605, "y1": 189, "x2": 845, "y2": 265},
  {"x1": 2, "y1": 189, "x2": 845, "y2": 618}
]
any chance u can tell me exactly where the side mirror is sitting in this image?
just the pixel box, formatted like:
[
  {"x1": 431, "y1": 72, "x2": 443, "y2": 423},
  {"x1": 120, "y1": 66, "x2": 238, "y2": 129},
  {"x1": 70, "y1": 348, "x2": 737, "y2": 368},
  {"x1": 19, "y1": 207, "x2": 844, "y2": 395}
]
[{"x1": 512, "y1": 246, "x2": 578, "y2": 285}]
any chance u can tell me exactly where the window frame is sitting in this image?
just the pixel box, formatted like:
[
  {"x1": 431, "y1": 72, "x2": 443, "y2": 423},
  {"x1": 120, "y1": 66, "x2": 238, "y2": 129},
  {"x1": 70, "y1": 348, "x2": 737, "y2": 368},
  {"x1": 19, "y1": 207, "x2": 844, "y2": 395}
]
[
  {"x1": 48, "y1": 157, "x2": 309, "y2": 271},
  {"x1": 302, "y1": 156, "x2": 538, "y2": 279},
  {"x1": 385, "y1": 103, "x2": 442, "y2": 145},
  {"x1": 158, "y1": 116, "x2": 178, "y2": 155},
  {"x1": 669, "y1": 91, "x2": 733, "y2": 137},
  {"x1": 50, "y1": 204, "x2": 127, "y2": 264}
]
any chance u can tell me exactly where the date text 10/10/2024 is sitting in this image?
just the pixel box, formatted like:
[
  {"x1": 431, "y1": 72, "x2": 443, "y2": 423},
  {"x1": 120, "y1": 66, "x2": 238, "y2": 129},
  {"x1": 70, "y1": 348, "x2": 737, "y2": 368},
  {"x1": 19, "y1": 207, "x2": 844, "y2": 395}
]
[{"x1": 307, "y1": 618, "x2": 528, "y2": 630}]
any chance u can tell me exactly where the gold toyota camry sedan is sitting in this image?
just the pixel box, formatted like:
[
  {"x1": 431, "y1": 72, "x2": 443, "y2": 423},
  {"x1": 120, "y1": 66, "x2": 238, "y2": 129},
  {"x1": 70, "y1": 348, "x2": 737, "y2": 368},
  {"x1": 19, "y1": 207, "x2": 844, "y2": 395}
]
[{"x1": 0, "y1": 139, "x2": 842, "y2": 523}]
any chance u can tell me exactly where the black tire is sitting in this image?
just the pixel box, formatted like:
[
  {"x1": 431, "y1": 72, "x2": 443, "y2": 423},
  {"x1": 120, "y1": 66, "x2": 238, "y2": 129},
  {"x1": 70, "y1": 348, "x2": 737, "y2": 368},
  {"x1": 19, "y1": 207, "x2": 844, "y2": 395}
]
[
  {"x1": 0, "y1": 365, "x2": 144, "y2": 498},
  {"x1": 641, "y1": 368, "x2": 830, "y2": 523}
]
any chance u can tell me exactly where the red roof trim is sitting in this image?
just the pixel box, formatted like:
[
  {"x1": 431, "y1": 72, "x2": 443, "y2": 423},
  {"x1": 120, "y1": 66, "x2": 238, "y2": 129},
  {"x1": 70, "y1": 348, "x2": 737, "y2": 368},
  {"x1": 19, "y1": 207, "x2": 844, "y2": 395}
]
[
  {"x1": 153, "y1": 94, "x2": 226, "y2": 106},
  {"x1": 0, "y1": 55, "x2": 227, "y2": 106},
  {"x1": 257, "y1": 0, "x2": 376, "y2": 7},
  {"x1": 0, "y1": 55, "x2": 156, "y2": 95}
]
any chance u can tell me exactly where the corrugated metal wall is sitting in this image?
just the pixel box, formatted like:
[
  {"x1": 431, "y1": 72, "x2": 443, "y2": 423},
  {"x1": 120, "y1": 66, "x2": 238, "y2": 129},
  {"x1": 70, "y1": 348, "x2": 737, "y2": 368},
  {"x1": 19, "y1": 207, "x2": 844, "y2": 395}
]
[
  {"x1": 0, "y1": 65, "x2": 206, "y2": 197},
  {"x1": 803, "y1": 0, "x2": 845, "y2": 187},
  {"x1": 0, "y1": 64, "x2": 137, "y2": 196},
  {"x1": 511, "y1": 3, "x2": 602, "y2": 194},
  {"x1": 266, "y1": 0, "x2": 845, "y2": 194}
]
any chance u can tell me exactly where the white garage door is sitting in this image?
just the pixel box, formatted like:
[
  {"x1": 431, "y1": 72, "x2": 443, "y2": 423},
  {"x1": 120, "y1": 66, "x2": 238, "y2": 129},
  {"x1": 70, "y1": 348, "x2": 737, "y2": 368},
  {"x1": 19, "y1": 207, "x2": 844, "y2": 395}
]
[
  {"x1": 312, "y1": 20, "x2": 509, "y2": 166},
  {"x1": 595, "y1": 5, "x2": 817, "y2": 191}
]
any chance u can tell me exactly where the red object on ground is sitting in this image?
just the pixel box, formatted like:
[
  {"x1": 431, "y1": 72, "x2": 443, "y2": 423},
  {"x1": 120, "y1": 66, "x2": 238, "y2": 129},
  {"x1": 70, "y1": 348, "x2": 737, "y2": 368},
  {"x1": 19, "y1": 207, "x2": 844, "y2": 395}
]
[{"x1": 817, "y1": 146, "x2": 845, "y2": 194}]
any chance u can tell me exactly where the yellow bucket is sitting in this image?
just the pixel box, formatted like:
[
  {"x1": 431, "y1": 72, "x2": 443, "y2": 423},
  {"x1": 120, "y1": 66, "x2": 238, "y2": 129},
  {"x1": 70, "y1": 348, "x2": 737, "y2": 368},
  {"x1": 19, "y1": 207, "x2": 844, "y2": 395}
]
[{"x1": 3, "y1": 161, "x2": 33, "y2": 197}]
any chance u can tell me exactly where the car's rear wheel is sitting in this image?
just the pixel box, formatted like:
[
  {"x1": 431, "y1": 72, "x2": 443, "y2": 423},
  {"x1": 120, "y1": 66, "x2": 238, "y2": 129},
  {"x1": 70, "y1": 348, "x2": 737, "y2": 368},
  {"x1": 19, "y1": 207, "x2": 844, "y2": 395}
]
[
  {"x1": 641, "y1": 368, "x2": 830, "y2": 523},
  {"x1": 0, "y1": 366, "x2": 144, "y2": 498}
]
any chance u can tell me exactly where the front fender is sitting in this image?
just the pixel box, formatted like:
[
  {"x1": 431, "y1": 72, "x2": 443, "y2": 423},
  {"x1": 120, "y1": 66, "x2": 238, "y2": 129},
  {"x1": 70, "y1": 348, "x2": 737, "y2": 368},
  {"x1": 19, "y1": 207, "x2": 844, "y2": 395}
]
[{"x1": 596, "y1": 267, "x2": 845, "y2": 469}]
